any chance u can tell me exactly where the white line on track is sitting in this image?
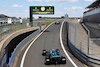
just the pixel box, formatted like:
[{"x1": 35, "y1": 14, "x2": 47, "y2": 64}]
[
  {"x1": 60, "y1": 20, "x2": 78, "y2": 67},
  {"x1": 20, "y1": 20, "x2": 78, "y2": 67},
  {"x1": 20, "y1": 22, "x2": 55, "y2": 67}
]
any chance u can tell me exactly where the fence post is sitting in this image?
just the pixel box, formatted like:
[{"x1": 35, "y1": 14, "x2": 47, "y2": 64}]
[
  {"x1": 82, "y1": 23, "x2": 90, "y2": 55},
  {"x1": 88, "y1": 30, "x2": 90, "y2": 55},
  {"x1": 75, "y1": 26, "x2": 77, "y2": 47},
  {"x1": 80, "y1": 41, "x2": 82, "y2": 51},
  {"x1": 67, "y1": 23, "x2": 69, "y2": 39},
  {"x1": 70, "y1": 25, "x2": 72, "y2": 42}
]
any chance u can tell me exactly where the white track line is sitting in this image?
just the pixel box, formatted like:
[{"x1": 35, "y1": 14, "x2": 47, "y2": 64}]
[
  {"x1": 60, "y1": 21, "x2": 78, "y2": 67},
  {"x1": 20, "y1": 22, "x2": 55, "y2": 67}
]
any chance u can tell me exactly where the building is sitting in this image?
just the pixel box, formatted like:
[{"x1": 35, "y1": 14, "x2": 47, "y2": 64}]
[
  {"x1": 83, "y1": 0, "x2": 100, "y2": 29},
  {"x1": 0, "y1": 14, "x2": 22, "y2": 26}
]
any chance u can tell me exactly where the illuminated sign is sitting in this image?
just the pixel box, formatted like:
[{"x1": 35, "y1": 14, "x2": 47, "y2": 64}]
[{"x1": 30, "y1": 6, "x2": 54, "y2": 14}]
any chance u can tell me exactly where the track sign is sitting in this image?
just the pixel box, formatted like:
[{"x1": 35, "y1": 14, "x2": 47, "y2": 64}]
[
  {"x1": 29, "y1": 6, "x2": 54, "y2": 27},
  {"x1": 30, "y1": 6, "x2": 54, "y2": 14}
]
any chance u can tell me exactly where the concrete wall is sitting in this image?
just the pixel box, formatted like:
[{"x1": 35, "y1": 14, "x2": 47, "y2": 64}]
[{"x1": 0, "y1": 26, "x2": 39, "y2": 66}]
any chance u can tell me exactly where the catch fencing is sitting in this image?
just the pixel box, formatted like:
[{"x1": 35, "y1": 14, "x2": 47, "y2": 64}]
[{"x1": 67, "y1": 21, "x2": 100, "y2": 67}]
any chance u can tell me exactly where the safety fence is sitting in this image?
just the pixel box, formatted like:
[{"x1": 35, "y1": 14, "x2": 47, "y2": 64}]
[
  {"x1": 0, "y1": 22, "x2": 46, "y2": 67},
  {"x1": 0, "y1": 28, "x2": 40, "y2": 67},
  {"x1": 8, "y1": 29, "x2": 40, "y2": 67},
  {"x1": 67, "y1": 22, "x2": 100, "y2": 67}
]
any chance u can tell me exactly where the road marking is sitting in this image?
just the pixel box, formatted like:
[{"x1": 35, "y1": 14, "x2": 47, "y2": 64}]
[
  {"x1": 20, "y1": 22, "x2": 55, "y2": 67},
  {"x1": 60, "y1": 20, "x2": 78, "y2": 67}
]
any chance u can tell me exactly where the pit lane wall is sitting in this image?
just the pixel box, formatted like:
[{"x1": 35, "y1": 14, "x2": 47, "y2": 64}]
[
  {"x1": 65, "y1": 14, "x2": 100, "y2": 67},
  {"x1": 0, "y1": 25, "x2": 46, "y2": 67}
]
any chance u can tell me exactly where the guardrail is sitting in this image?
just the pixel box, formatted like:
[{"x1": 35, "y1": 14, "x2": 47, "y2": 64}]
[
  {"x1": 67, "y1": 22, "x2": 100, "y2": 67},
  {"x1": 0, "y1": 21, "x2": 46, "y2": 67},
  {"x1": 8, "y1": 29, "x2": 40, "y2": 67},
  {"x1": 0, "y1": 28, "x2": 40, "y2": 67}
]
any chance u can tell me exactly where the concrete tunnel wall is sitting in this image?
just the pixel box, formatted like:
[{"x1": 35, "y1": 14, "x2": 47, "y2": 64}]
[
  {"x1": 6, "y1": 30, "x2": 37, "y2": 63},
  {"x1": 0, "y1": 27, "x2": 39, "y2": 66}
]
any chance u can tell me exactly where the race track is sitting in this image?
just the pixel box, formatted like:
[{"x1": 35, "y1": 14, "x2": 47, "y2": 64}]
[{"x1": 20, "y1": 20, "x2": 74, "y2": 67}]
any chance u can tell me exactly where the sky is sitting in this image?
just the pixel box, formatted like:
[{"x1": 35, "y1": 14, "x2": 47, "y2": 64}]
[{"x1": 0, "y1": 0, "x2": 95, "y2": 19}]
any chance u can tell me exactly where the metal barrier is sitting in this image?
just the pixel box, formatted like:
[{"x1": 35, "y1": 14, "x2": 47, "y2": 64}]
[
  {"x1": 0, "y1": 21, "x2": 47, "y2": 67},
  {"x1": 67, "y1": 22, "x2": 100, "y2": 67},
  {"x1": 8, "y1": 29, "x2": 40, "y2": 67}
]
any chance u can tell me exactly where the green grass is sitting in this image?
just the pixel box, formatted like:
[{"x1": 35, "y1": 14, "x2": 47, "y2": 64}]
[
  {"x1": 0, "y1": 24, "x2": 28, "y2": 41},
  {"x1": 0, "y1": 19, "x2": 58, "y2": 41},
  {"x1": 45, "y1": 22, "x2": 52, "y2": 26},
  {"x1": 33, "y1": 20, "x2": 58, "y2": 27},
  {"x1": 0, "y1": 24, "x2": 27, "y2": 33},
  {"x1": 45, "y1": 21, "x2": 54, "y2": 26},
  {"x1": 9, "y1": 24, "x2": 28, "y2": 33}
]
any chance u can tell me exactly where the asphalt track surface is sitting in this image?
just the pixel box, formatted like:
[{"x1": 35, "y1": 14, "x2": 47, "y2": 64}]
[{"x1": 20, "y1": 20, "x2": 74, "y2": 67}]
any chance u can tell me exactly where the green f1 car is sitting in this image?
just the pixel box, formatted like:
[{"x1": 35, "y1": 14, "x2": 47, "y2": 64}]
[{"x1": 42, "y1": 49, "x2": 66, "y2": 65}]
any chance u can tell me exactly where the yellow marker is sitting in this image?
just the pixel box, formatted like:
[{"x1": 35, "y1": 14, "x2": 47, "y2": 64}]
[
  {"x1": 33, "y1": 7, "x2": 39, "y2": 11},
  {"x1": 35, "y1": 7, "x2": 37, "y2": 9},
  {"x1": 52, "y1": 49, "x2": 54, "y2": 50},
  {"x1": 49, "y1": 7, "x2": 51, "y2": 9},
  {"x1": 47, "y1": 7, "x2": 53, "y2": 11}
]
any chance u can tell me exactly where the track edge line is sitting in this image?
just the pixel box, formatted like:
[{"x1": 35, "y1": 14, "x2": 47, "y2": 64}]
[
  {"x1": 60, "y1": 20, "x2": 78, "y2": 67},
  {"x1": 20, "y1": 21, "x2": 55, "y2": 67}
]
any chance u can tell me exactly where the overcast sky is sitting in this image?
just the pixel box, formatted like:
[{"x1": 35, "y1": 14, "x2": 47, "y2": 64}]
[{"x1": 0, "y1": 0, "x2": 95, "y2": 18}]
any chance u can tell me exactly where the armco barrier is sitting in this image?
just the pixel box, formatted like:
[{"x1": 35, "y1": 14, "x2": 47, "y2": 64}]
[
  {"x1": 67, "y1": 22, "x2": 100, "y2": 67},
  {"x1": 8, "y1": 29, "x2": 40, "y2": 67}
]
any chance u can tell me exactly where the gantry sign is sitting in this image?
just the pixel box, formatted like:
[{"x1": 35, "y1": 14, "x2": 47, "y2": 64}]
[{"x1": 29, "y1": 6, "x2": 54, "y2": 27}]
